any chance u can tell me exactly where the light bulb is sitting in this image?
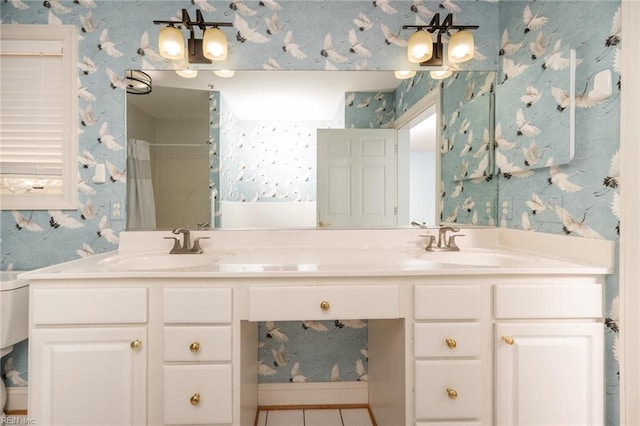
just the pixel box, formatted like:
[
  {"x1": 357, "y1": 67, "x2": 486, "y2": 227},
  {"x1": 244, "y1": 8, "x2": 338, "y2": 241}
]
[
  {"x1": 158, "y1": 26, "x2": 184, "y2": 60},
  {"x1": 448, "y1": 30, "x2": 474, "y2": 63},
  {"x1": 407, "y1": 30, "x2": 433, "y2": 64},
  {"x1": 203, "y1": 27, "x2": 228, "y2": 61}
]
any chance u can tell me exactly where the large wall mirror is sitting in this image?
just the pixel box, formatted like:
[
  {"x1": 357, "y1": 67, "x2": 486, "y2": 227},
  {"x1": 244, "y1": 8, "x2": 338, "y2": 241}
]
[{"x1": 126, "y1": 70, "x2": 497, "y2": 230}]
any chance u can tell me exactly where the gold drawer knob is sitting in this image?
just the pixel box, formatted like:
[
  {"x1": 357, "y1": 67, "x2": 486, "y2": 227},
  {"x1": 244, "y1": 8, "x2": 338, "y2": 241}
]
[
  {"x1": 130, "y1": 339, "x2": 142, "y2": 350},
  {"x1": 190, "y1": 393, "x2": 200, "y2": 406},
  {"x1": 502, "y1": 335, "x2": 515, "y2": 345},
  {"x1": 445, "y1": 338, "x2": 457, "y2": 349},
  {"x1": 446, "y1": 388, "x2": 458, "y2": 400},
  {"x1": 320, "y1": 301, "x2": 330, "y2": 311},
  {"x1": 190, "y1": 341, "x2": 200, "y2": 353}
]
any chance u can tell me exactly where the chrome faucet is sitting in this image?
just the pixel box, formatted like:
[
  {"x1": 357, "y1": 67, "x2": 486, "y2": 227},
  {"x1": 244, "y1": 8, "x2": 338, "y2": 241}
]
[
  {"x1": 421, "y1": 225, "x2": 465, "y2": 252},
  {"x1": 164, "y1": 227, "x2": 209, "y2": 254}
]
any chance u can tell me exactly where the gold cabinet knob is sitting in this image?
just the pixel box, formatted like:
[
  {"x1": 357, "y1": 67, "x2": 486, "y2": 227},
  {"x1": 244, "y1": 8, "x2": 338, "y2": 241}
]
[
  {"x1": 446, "y1": 388, "x2": 458, "y2": 400},
  {"x1": 190, "y1": 393, "x2": 200, "y2": 406},
  {"x1": 320, "y1": 300, "x2": 330, "y2": 311},
  {"x1": 190, "y1": 341, "x2": 200, "y2": 353},
  {"x1": 445, "y1": 338, "x2": 457, "y2": 349},
  {"x1": 130, "y1": 339, "x2": 142, "y2": 350},
  {"x1": 502, "y1": 335, "x2": 515, "y2": 345}
]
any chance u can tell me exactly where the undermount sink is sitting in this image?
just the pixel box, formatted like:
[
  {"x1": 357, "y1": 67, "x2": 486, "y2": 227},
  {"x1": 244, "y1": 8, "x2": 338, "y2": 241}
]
[
  {"x1": 98, "y1": 251, "x2": 234, "y2": 271},
  {"x1": 420, "y1": 249, "x2": 538, "y2": 267}
]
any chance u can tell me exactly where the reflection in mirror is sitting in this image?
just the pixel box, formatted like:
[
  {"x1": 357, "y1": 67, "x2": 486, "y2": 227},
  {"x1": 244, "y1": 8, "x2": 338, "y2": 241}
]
[{"x1": 126, "y1": 70, "x2": 496, "y2": 230}]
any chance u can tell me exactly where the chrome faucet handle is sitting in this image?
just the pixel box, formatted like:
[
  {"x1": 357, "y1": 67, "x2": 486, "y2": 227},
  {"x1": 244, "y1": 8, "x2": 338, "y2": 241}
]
[
  {"x1": 447, "y1": 234, "x2": 466, "y2": 251},
  {"x1": 190, "y1": 237, "x2": 209, "y2": 253},
  {"x1": 419, "y1": 234, "x2": 436, "y2": 250},
  {"x1": 164, "y1": 237, "x2": 182, "y2": 252}
]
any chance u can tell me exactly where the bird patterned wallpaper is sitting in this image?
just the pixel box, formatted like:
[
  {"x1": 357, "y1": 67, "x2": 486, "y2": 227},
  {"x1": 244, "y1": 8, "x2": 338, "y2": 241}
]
[{"x1": 0, "y1": 1, "x2": 621, "y2": 423}]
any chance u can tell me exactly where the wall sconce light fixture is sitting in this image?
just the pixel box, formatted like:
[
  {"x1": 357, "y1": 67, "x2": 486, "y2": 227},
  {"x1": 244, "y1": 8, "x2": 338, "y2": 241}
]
[
  {"x1": 154, "y1": 9, "x2": 232, "y2": 64},
  {"x1": 394, "y1": 70, "x2": 416, "y2": 80},
  {"x1": 403, "y1": 13, "x2": 479, "y2": 67}
]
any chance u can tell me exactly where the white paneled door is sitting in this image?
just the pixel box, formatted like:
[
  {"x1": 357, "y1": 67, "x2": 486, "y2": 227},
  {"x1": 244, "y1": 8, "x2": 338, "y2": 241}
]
[{"x1": 317, "y1": 129, "x2": 397, "y2": 228}]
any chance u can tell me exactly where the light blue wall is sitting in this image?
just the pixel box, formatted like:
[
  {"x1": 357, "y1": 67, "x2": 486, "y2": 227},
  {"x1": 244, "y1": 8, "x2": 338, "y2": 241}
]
[{"x1": 0, "y1": 1, "x2": 620, "y2": 422}]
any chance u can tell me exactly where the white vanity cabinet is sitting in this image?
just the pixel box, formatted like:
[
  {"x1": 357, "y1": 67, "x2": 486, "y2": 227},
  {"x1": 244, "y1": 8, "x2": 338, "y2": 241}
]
[
  {"x1": 162, "y1": 287, "x2": 234, "y2": 425},
  {"x1": 28, "y1": 286, "x2": 148, "y2": 425},
  {"x1": 493, "y1": 282, "x2": 604, "y2": 426}
]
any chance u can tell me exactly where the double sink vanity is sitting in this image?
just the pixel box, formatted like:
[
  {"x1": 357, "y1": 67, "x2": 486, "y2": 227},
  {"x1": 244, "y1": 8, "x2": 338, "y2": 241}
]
[{"x1": 21, "y1": 227, "x2": 614, "y2": 425}]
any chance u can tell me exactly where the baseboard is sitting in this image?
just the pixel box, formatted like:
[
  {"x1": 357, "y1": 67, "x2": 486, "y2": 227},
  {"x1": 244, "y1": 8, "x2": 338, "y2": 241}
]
[
  {"x1": 5, "y1": 387, "x2": 28, "y2": 412},
  {"x1": 258, "y1": 382, "x2": 368, "y2": 406}
]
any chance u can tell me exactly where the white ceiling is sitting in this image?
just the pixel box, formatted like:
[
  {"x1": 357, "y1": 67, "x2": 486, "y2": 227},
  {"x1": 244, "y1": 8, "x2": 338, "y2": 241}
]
[{"x1": 126, "y1": 70, "x2": 437, "y2": 151}]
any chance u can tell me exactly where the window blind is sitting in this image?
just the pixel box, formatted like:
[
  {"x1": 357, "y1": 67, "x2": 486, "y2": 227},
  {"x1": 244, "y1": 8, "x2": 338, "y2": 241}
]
[{"x1": 0, "y1": 39, "x2": 64, "y2": 192}]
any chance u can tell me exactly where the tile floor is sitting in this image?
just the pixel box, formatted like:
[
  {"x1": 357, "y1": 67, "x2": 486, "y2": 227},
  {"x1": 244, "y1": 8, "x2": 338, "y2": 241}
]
[{"x1": 256, "y1": 407, "x2": 374, "y2": 426}]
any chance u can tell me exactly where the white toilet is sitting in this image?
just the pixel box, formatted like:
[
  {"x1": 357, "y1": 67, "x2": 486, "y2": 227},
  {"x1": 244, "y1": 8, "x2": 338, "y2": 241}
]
[{"x1": 1, "y1": 271, "x2": 29, "y2": 414}]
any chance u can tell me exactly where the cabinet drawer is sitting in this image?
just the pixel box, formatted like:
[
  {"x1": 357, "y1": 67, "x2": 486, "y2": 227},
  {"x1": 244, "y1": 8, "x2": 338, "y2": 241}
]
[
  {"x1": 414, "y1": 323, "x2": 481, "y2": 358},
  {"x1": 164, "y1": 364, "x2": 232, "y2": 425},
  {"x1": 163, "y1": 288, "x2": 232, "y2": 323},
  {"x1": 415, "y1": 360, "x2": 481, "y2": 420},
  {"x1": 248, "y1": 285, "x2": 399, "y2": 321},
  {"x1": 415, "y1": 285, "x2": 481, "y2": 320},
  {"x1": 494, "y1": 283, "x2": 602, "y2": 319},
  {"x1": 164, "y1": 326, "x2": 231, "y2": 362},
  {"x1": 32, "y1": 287, "x2": 147, "y2": 325}
]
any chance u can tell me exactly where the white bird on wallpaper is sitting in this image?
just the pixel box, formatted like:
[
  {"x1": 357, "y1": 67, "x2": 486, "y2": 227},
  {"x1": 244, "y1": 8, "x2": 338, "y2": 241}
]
[
  {"x1": 499, "y1": 29, "x2": 522, "y2": 57},
  {"x1": 444, "y1": 206, "x2": 459, "y2": 223},
  {"x1": 44, "y1": 0, "x2": 71, "y2": 14},
  {"x1": 265, "y1": 13, "x2": 284, "y2": 35},
  {"x1": 409, "y1": 1, "x2": 434, "y2": 19},
  {"x1": 515, "y1": 109, "x2": 540, "y2": 137},
  {"x1": 76, "y1": 0, "x2": 97, "y2": 9},
  {"x1": 291, "y1": 362, "x2": 312, "y2": 383},
  {"x1": 380, "y1": 23, "x2": 407, "y2": 47},
  {"x1": 520, "y1": 212, "x2": 533, "y2": 231},
  {"x1": 457, "y1": 160, "x2": 469, "y2": 179},
  {"x1": 348, "y1": 29, "x2": 372, "y2": 58},
  {"x1": 282, "y1": 31, "x2": 308, "y2": 59},
  {"x1": 475, "y1": 73, "x2": 494, "y2": 98},
  {"x1": 6, "y1": 0, "x2": 29, "y2": 10},
  {"x1": 473, "y1": 128, "x2": 491, "y2": 158},
  {"x1": 230, "y1": 1, "x2": 258, "y2": 16},
  {"x1": 462, "y1": 197, "x2": 475, "y2": 213},
  {"x1": 335, "y1": 320, "x2": 367, "y2": 329},
  {"x1": 78, "y1": 149, "x2": 97, "y2": 169},
  {"x1": 98, "y1": 215, "x2": 119, "y2": 244},
  {"x1": 3, "y1": 358, "x2": 27, "y2": 387},
  {"x1": 136, "y1": 31, "x2": 162, "y2": 62},
  {"x1": 106, "y1": 67, "x2": 126, "y2": 91},
  {"x1": 265, "y1": 321, "x2": 290, "y2": 343},
  {"x1": 260, "y1": 0, "x2": 282, "y2": 11},
  {"x1": 495, "y1": 151, "x2": 534, "y2": 179},
  {"x1": 373, "y1": 0, "x2": 397, "y2": 15},
  {"x1": 550, "y1": 86, "x2": 571, "y2": 112},
  {"x1": 458, "y1": 117, "x2": 471, "y2": 134},
  {"x1": 49, "y1": 211, "x2": 84, "y2": 230},
  {"x1": 258, "y1": 360, "x2": 278, "y2": 376},
  {"x1": 548, "y1": 165, "x2": 582, "y2": 193},
  {"x1": 451, "y1": 182, "x2": 463, "y2": 199},
  {"x1": 98, "y1": 29, "x2": 123, "y2": 58},
  {"x1": 543, "y1": 40, "x2": 581, "y2": 71},
  {"x1": 79, "y1": 199, "x2": 97, "y2": 221},
  {"x1": 520, "y1": 85, "x2": 542, "y2": 107},
  {"x1": 78, "y1": 56, "x2": 98, "y2": 75},
  {"x1": 78, "y1": 174, "x2": 97, "y2": 197},
  {"x1": 595, "y1": 150, "x2": 620, "y2": 197},
  {"x1": 330, "y1": 364, "x2": 341, "y2": 382},
  {"x1": 355, "y1": 97, "x2": 371, "y2": 108},
  {"x1": 459, "y1": 131, "x2": 473, "y2": 157},
  {"x1": 272, "y1": 345, "x2": 289, "y2": 367},
  {"x1": 98, "y1": 122, "x2": 123, "y2": 151},
  {"x1": 529, "y1": 31, "x2": 549, "y2": 60},
  {"x1": 302, "y1": 321, "x2": 329, "y2": 332},
  {"x1": 502, "y1": 58, "x2": 529, "y2": 81},
  {"x1": 353, "y1": 12, "x2": 373, "y2": 31},
  {"x1": 321, "y1": 33, "x2": 348, "y2": 63},
  {"x1": 612, "y1": 192, "x2": 620, "y2": 235},
  {"x1": 78, "y1": 79, "x2": 97, "y2": 102},
  {"x1": 526, "y1": 193, "x2": 551, "y2": 215},
  {"x1": 522, "y1": 5, "x2": 548, "y2": 34},
  {"x1": 554, "y1": 206, "x2": 603, "y2": 239},
  {"x1": 440, "y1": 0, "x2": 461, "y2": 14},
  {"x1": 469, "y1": 154, "x2": 490, "y2": 183},
  {"x1": 105, "y1": 160, "x2": 126, "y2": 183},
  {"x1": 47, "y1": 11, "x2": 63, "y2": 26},
  {"x1": 192, "y1": 0, "x2": 216, "y2": 13},
  {"x1": 12, "y1": 211, "x2": 43, "y2": 232},
  {"x1": 495, "y1": 123, "x2": 517, "y2": 151},
  {"x1": 356, "y1": 359, "x2": 368, "y2": 381},
  {"x1": 448, "y1": 104, "x2": 461, "y2": 128},
  {"x1": 76, "y1": 243, "x2": 95, "y2": 258},
  {"x1": 522, "y1": 140, "x2": 548, "y2": 167}
]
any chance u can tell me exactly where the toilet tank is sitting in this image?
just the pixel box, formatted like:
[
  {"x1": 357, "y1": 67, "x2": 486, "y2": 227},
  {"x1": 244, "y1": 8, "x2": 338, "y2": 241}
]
[{"x1": 0, "y1": 272, "x2": 29, "y2": 350}]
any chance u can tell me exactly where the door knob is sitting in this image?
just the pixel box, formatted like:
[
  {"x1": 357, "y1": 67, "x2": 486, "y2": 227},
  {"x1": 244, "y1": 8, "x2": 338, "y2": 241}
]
[
  {"x1": 130, "y1": 339, "x2": 142, "y2": 350},
  {"x1": 320, "y1": 301, "x2": 330, "y2": 311},
  {"x1": 190, "y1": 341, "x2": 200, "y2": 352}
]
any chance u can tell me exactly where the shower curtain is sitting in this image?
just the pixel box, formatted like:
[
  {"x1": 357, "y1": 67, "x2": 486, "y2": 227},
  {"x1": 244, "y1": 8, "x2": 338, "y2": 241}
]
[{"x1": 126, "y1": 139, "x2": 156, "y2": 229}]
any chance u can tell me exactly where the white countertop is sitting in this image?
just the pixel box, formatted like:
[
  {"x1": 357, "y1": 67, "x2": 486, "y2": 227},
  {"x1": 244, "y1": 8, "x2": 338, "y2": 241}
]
[{"x1": 19, "y1": 228, "x2": 615, "y2": 280}]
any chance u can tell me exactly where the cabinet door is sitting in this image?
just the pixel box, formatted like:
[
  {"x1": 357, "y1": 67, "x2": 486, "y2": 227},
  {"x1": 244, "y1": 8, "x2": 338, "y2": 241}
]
[
  {"x1": 29, "y1": 327, "x2": 147, "y2": 426},
  {"x1": 495, "y1": 323, "x2": 603, "y2": 426}
]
